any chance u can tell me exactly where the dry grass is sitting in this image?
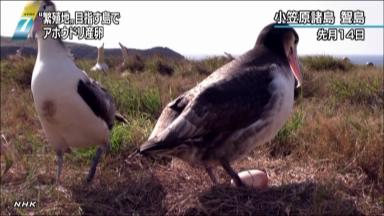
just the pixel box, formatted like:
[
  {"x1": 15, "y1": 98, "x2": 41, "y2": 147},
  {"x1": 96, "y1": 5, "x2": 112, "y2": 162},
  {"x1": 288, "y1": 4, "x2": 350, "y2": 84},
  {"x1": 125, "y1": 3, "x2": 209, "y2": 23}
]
[{"x1": 1, "y1": 55, "x2": 383, "y2": 215}]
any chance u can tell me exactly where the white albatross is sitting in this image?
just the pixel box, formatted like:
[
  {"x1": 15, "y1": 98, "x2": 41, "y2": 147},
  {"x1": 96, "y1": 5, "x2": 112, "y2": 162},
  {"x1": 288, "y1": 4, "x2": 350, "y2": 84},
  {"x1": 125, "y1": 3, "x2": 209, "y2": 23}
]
[
  {"x1": 30, "y1": 0, "x2": 121, "y2": 183},
  {"x1": 91, "y1": 43, "x2": 109, "y2": 74}
]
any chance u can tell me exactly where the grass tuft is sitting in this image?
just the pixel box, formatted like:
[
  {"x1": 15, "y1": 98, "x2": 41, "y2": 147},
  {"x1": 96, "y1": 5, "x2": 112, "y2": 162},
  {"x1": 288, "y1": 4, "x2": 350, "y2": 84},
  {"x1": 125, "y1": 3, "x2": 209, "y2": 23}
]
[{"x1": 300, "y1": 55, "x2": 353, "y2": 72}]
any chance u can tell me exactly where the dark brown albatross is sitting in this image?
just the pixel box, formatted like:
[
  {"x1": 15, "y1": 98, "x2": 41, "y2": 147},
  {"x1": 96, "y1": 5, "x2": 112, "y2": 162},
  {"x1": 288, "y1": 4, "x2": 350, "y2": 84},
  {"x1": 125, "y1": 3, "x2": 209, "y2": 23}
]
[{"x1": 139, "y1": 23, "x2": 302, "y2": 187}]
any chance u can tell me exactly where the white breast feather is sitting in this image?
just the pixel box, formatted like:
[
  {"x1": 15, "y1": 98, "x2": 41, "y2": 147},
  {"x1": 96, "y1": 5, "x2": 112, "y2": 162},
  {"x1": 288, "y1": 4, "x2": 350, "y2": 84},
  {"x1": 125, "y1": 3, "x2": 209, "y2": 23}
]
[{"x1": 32, "y1": 52, "x2": 109, "y2": 151}]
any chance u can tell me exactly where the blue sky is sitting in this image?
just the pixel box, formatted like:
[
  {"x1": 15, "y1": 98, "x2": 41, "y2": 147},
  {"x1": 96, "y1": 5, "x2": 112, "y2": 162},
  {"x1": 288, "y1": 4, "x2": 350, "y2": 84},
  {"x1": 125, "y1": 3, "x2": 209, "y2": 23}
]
[{"x1": 1, "y1": 1, "x2": 383, "y2": 57}]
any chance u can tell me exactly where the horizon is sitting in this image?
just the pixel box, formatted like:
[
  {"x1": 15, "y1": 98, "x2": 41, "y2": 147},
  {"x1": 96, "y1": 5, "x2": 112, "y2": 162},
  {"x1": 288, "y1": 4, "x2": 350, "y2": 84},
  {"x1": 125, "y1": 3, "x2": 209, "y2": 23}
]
[
  {"x1": 1, "y1": 1, "x2": 383, "y2": 57},
  {"x1": 1, "y1": 34, "x2": 383, "y2": 61},
  {"x1": 1, "y1": 34, "x2": 383, "y2": 66}
]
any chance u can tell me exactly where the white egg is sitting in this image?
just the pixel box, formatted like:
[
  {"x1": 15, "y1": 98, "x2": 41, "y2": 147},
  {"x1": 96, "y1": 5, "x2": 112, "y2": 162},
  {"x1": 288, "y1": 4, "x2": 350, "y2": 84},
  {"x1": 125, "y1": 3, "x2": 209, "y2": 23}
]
[{"x1": 231, "y1": 169, "x2": 268, "y2": 188}]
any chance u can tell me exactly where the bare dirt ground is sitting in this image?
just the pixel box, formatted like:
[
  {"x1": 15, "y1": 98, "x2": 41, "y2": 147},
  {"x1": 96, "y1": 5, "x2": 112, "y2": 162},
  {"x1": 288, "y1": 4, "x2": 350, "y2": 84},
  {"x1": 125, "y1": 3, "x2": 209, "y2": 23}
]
[{"x1": 2, "y1": 147, "x2": 381, "y2": 216}]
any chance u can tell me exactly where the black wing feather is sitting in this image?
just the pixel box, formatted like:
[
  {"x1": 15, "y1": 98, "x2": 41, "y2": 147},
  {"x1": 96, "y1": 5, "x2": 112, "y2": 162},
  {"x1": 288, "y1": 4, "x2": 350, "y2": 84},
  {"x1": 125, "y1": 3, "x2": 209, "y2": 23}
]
[
  {"x1": 140, "y1": 47, "x2": 285, "y2": 153},
  {"x1": 77, "y1": 79, "x2": 116, "y2": 129},
  {"x1": 141, "y1": 65, "x2": 277, "y2": 153},
  {"x1": 189, "y1": 66, "x2": 274, "y2": 132}
]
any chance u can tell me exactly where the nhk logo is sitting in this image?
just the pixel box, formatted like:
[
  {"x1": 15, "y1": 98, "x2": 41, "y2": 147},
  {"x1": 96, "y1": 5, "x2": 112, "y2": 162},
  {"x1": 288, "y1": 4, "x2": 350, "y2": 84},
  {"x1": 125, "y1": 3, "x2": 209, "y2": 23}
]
[
  {"x1": 13, "y1": 200, "x2": 37, "y2": 208},
  {"x1": 12, "y1": 1, "x2": 40, "y2": 40}
]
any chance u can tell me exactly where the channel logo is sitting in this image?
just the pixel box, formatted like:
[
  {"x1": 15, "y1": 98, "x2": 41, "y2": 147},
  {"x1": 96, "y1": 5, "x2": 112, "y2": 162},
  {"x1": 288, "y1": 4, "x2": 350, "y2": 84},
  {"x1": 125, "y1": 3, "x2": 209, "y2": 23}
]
[{"x1": 12, "y1": 1, "x2": 40, "y2": 40}]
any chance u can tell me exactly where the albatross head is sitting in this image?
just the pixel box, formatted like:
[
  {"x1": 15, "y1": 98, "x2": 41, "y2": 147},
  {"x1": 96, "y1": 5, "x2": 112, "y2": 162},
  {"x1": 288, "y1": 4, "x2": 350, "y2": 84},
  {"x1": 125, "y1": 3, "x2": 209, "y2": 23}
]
[
  {"x1": 30, "y1": 0, "x2": 59, "y2": 39},
  {"x1": 255, "y1": 23, "x2": 302, "y2": 87},
  {"x1": 30, "y1": 0, "x2": 73, "y2": 60}
]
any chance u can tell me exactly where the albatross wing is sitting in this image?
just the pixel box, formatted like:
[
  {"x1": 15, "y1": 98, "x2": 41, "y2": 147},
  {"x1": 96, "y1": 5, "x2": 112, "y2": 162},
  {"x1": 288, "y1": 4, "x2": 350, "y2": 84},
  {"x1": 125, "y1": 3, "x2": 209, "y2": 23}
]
[
  {"x1": 77, "y1": 78, "x2": 116, "y2": 129},
  {"x1": 140, "y1": 57, "x2": 279, "y2": 153}
]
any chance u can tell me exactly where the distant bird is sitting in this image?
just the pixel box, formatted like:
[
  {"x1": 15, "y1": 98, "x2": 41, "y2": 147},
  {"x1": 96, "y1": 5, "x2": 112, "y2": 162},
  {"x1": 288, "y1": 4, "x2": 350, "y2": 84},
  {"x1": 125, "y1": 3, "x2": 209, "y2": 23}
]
[
  {"x1": 117, "y1": 42, "x2": 129, "y2": 73},
  {"x1": 8, "y1": 47, "x2": 25, "y2": 62},
  {"x1": 366, "y1": 61, "x2": 374, "y2": 67},
  {"x1": 119, "y1": 42, "x2": 129, "y2": 65},
  {"x1": 91, "y1": 43, "x2": 109, "y2": 74},
  {"x1": 139, "y1": 23, "x2": 302, "y2": 187},
  {"x1": 16, "y1": 47, "x2": 23, "y2": 57},
  {"x1": 118, "y1": 42, "x2": 145, "y2": 73},
  {"x1": 30, "y1": 0, "x2": 123, "y2": 183}
]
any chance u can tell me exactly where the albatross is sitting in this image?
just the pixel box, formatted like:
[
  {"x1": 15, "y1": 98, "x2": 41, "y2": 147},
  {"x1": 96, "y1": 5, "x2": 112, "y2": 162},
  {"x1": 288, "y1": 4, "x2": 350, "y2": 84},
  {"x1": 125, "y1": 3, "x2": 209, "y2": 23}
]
[
  {"x1": 117, "y1": 42, "x2": 129, "y2": 73},
  {"x1": 139, "y1": 23, "x2": 303, "y2": 187},
  {"x1": 117, "y1": 42, "x2": 145, "y2": 73},
  {"x1": 8, "y1": 47, "x2": 25, "y2": 62},
  {"x1": 119, "y1": 42, "x2": 129, "y2": 63},
  {"x1": 31, "y1": 0, "x2": 121, "y2": 183},
  {"x1": 91, "y1": 43, "x2": 109, "y2": 74}
]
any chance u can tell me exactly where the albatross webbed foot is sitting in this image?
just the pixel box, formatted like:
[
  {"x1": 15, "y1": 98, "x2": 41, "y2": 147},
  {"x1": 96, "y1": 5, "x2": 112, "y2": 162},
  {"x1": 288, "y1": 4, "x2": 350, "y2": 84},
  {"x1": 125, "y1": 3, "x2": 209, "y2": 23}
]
[{"x1": 220, "y1": 158, "x2": 244, "y2": 187}]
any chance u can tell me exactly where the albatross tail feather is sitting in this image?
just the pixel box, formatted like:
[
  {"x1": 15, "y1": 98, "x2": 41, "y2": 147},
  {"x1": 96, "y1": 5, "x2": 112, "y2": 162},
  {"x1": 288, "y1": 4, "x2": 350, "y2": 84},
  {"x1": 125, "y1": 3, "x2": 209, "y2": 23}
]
[
  {"x1": 139, "y1": 139, "x2": 163, "y2": 154},
  {"x1": 139, "y1": 136, "x2": 180, "y2": 155}
]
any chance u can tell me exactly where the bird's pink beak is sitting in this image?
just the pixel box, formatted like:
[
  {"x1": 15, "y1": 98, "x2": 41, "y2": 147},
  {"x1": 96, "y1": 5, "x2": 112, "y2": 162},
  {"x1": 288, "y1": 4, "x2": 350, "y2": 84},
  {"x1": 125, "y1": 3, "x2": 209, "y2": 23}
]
[{"x1": 288, "y1": 50, "x2": 302, "y2": 88}]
